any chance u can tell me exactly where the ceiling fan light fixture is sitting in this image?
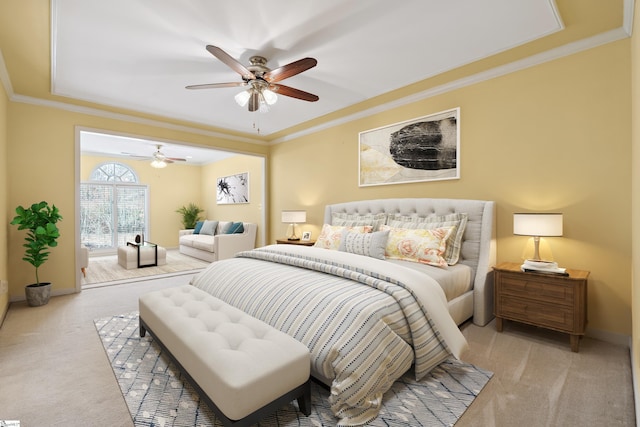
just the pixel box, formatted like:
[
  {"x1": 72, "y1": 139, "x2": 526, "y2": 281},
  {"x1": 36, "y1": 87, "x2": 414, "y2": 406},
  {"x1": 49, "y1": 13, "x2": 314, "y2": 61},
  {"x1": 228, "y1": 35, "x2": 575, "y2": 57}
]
[
  {"x1": 150, "y1": 159, "x2": 167, "y2": 169},
  {"x1": 262, "y1": 88, "x2": 277, "y2": 105},
  {"x1": 234, "y1": 90, "x2": 251, "y2": 107}
]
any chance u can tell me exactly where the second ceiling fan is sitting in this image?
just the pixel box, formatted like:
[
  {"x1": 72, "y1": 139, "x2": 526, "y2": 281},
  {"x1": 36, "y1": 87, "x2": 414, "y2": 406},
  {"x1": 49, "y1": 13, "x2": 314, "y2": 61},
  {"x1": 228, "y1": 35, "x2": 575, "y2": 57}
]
[{"x1": 186, "y1": 45, "x2": 319, "y2": 112}]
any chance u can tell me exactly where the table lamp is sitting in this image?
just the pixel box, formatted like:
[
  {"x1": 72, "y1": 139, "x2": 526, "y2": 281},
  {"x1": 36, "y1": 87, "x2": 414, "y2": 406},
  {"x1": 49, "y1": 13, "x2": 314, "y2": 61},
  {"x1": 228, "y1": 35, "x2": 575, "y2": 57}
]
[
  {"x1": 513, "y1": 213, "x2": 563, "y2": 261},
  {"x1": 281, "y1": 210, "x2": 306, "y2": 241}
]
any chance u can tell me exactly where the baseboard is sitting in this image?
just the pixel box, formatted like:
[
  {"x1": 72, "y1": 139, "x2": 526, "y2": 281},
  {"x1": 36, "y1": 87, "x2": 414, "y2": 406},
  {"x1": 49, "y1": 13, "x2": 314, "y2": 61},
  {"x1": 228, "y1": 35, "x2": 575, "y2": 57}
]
[
  {"x1": 630, "y1": 337, "x2": 640, "y2": 427},
  {"x1": 586, "y1": 327, "x2": 630, "y2": 348}
]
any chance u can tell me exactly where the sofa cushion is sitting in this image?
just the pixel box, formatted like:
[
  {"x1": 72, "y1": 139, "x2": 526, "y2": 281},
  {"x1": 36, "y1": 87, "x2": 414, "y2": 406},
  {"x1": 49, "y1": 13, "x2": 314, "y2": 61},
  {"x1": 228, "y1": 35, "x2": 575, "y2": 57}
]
[
  {"x1": 193, "y1": 221, "x2": 204, "y2": 234},
  {"x1": 179, "y1": 234, "x2": 216, "y2": 252}
]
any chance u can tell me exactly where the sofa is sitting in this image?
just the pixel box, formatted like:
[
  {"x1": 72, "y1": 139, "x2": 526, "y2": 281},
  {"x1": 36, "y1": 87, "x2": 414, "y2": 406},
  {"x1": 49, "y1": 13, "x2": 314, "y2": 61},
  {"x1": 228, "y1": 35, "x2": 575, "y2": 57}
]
[{"x1": 179, "y1": 220, "x2": 257, "y2": 262}]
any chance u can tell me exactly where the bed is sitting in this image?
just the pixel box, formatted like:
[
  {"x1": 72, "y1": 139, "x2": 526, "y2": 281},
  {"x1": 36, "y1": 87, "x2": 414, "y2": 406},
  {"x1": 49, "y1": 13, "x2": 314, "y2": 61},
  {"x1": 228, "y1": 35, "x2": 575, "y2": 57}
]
[{"x1": 190, "y1": 198, "x2": 496, "y2": 426}]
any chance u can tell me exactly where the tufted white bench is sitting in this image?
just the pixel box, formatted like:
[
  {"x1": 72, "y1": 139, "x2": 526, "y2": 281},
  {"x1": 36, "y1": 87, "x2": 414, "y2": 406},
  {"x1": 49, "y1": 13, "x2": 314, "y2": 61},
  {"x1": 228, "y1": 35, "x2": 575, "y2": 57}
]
[{"x1": 138, "y1": 285, "x2": 311, "y2": 426}]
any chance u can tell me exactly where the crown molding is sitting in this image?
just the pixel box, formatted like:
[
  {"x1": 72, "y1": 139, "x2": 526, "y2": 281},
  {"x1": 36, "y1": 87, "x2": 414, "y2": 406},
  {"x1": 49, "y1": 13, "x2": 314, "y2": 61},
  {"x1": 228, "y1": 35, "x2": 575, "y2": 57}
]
[
  {"x1": 272, "y1": 26, "x2": 630, "y2": 145},
  {"x1": 9, "y1": 93, "x2": 265, "y2": 145}
]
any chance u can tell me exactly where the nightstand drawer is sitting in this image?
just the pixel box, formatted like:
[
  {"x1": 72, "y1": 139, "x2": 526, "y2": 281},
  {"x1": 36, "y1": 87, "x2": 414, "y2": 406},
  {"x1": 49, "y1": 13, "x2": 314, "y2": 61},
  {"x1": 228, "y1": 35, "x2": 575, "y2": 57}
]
[
  {"x1": 499, "y1": 273, "x2": 574, "y2": 306},
  {"x1": 497, "y1": 295, "x2": 574, "y2": 331}
]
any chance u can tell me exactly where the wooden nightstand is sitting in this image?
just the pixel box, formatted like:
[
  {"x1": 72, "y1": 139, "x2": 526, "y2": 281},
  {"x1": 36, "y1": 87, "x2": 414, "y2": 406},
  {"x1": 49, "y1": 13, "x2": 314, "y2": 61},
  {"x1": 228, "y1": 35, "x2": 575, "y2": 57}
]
[
  {"x1": 493, "y1": 262, "x2": 589, "y2": 352},
  {"x1": 276, "y1": 238, "x2": 316, "y2": 246}
]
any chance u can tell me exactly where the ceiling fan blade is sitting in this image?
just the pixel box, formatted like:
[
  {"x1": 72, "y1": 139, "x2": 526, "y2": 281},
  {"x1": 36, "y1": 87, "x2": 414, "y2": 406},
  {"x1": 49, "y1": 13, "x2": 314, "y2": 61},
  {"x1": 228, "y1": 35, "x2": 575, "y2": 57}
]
[
  {"x1": 264, "y1": 58, "x2": 317, "y2": 83},
  {"x1": 166, "y1": 157, "x2": 187, "y2": 162},
  {"x1": 271, "y1": 84, "x2": 319, "y2": 102},
  {"x1": 186, "y1": 82, "x2": 246, "y2": 90},
  {"x1": 206, "y1": 45, "x2": 255, "y2": 81}
]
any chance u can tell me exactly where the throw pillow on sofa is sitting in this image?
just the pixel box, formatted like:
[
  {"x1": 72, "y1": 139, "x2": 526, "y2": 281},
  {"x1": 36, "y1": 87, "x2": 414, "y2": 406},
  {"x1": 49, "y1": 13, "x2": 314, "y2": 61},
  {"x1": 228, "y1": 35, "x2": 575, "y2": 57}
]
[
  {"x1": 193, "y1": 221, "x2": 204, "y2": 234},
  {"x1": 226, "y1": 222, "x2": 245, "y2": 234},
  {"x1": 199, "y1": 220, "x2": 219, "y2": 236}
]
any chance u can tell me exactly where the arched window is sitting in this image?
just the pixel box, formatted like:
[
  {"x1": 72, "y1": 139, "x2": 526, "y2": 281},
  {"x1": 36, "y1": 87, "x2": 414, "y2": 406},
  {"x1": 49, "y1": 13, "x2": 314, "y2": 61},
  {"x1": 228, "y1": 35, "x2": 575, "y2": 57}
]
[
  {"x1": 90, "y1": 162, "x2": 138, "y2": 182},
  {"x1": 81, "y1": 162, "x2": 148, "y2": 251}
]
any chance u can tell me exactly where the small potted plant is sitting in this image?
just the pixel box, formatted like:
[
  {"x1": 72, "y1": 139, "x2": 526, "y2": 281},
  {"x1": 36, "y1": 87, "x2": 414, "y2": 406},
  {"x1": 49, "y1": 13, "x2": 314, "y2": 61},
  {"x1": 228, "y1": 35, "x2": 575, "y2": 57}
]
[
  {"x1": 10, "y1": 201, "x2": 63, "y2": 306},
  {"x1": 176, "y1": 203, "x2": 204, "y2": 229}
]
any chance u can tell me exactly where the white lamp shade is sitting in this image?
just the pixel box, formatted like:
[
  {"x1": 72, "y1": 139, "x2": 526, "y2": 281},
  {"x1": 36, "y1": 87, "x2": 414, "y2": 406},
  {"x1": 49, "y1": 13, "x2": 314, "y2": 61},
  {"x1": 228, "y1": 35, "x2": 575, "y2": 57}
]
[
  {"x1": 281, "y1": 210, "x2": 306, "y2": 224},
  {"x1": 150, "y1": 159, "x2": 167, "y2": 169},
  {"x1": 235, "y1": 90, "x2": 251, "y2": 107},
  {"x1": 513, "y1": 213, "x2": 563, "y2": 236}
]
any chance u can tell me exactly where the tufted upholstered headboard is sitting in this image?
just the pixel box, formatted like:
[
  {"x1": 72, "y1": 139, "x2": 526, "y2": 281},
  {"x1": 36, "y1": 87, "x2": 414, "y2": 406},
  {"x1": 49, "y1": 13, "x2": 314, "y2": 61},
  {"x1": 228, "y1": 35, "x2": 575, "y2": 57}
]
[{"x1": 324, "y1": 198, "x2": 496, "y2": 326}]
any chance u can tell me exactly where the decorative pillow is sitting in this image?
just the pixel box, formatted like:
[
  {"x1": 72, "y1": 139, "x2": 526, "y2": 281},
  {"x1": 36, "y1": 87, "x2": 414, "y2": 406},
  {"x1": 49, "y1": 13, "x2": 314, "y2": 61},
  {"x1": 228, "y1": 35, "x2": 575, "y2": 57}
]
[
  {"x1": 199, "y1": 220, "x2": 219, "y2": 236},
  {"x1": 388, "y1": 213, "x2": 468, "y2": 265},
  {"x1": 226, "y1": 222, "x2": 245, "y2": 234},
  {"x1": 193, "y1": 221, "x2": 204, "y2": 234},
  {"x1": 217, "y1": 221, "x2": 232, "y2": 235},
  {"x1": 331, "y1": 212, "x2": 387, "y2": 231},
  {"x1": 314, "y1": 224, "x2": 373, "y2": 250},
  {"x1": 381, "y1": 225, "x2": 455, "y2": 267},
  {"x1": 339, "y1": 230, "x2": 389, "y2": 260}
]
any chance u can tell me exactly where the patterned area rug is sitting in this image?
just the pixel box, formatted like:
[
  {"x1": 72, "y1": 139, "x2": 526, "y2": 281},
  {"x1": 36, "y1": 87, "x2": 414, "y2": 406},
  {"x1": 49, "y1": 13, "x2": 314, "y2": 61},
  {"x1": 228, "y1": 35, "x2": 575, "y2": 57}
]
[{"x1": 95, "y1": 312, "x2": 492, "y2": 427}]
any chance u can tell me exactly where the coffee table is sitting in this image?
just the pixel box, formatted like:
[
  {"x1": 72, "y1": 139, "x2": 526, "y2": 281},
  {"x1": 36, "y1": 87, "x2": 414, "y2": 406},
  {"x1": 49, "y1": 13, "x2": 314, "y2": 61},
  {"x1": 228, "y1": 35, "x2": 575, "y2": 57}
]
[{"x1": 126, "y1": 241, "x2": 158, "y2": 268}]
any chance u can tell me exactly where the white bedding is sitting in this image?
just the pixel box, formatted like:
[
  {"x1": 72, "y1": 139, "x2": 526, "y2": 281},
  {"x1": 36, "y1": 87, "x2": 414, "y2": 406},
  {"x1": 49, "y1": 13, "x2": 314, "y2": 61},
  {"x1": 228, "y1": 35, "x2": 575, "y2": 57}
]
[
  {"x1": 386, "y1": 259, "x2": 473, "y2": 301},
  {"x1": 191, "y1": 244, "x2": 467, "y2": 426}
]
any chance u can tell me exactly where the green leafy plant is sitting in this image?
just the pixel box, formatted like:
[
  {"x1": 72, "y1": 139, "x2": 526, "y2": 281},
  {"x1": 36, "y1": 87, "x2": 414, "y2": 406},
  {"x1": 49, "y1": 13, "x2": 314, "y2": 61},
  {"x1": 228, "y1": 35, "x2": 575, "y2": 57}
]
[
  {"x1": 10, "y1": 201, "x2": 63, "y2": 286},
  {"x1": 176, "y1": 203, "x2": 204, "y2": 229}
]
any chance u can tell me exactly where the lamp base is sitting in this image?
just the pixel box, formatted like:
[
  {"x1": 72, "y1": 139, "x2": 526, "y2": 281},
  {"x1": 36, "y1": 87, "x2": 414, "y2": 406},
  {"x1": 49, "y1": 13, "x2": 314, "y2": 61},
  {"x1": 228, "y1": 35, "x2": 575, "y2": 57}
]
[{"x1": 287, "y1": 237, "x2": 300, "y2": 241}]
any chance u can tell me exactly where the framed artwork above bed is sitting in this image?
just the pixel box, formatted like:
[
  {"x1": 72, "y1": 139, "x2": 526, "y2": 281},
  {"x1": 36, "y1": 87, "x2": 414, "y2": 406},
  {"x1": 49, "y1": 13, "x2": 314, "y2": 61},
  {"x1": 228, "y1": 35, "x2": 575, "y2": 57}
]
[
  {"x1": 216, "y1": 172, "x2": 249, "y2": 204},
  {"x1": 358, "y1": 107, "x2": 460, "y2": 186}
]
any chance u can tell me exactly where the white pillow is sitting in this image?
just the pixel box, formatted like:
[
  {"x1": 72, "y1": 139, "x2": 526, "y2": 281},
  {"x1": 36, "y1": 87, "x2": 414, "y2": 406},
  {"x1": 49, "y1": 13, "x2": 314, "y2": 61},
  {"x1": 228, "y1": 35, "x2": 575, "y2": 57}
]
[{"x1": 199, "y1": 220, "x2": 218, "y2": 236}]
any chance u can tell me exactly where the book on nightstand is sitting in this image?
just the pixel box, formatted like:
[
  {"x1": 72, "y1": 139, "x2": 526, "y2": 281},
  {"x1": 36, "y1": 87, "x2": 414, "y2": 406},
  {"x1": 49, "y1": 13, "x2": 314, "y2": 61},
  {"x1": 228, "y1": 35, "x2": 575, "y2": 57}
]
[{"x1": 520, "y1": 260, "x2": 569, "y2": 276}]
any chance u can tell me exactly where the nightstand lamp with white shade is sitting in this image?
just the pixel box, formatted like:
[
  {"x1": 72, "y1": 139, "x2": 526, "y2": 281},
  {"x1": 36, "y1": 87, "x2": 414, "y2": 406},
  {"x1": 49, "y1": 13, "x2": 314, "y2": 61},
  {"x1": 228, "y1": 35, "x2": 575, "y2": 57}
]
[
  {"x1": 513, "y1": 213, "x2": 563, "y2": 262},
  {"x1": 281, "y1": 210, "x2": 306, "y2": 241}
]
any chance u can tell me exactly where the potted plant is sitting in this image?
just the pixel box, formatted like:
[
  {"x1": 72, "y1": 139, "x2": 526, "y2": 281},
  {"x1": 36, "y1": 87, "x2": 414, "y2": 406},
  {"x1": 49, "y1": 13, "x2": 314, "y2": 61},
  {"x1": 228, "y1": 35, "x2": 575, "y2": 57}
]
[
  {"x1": 10, "y1": 201, "x2": 63, "y2": 306},
  {"x1": 176, "y1": 203, "x2": 204, "y2": 229}
]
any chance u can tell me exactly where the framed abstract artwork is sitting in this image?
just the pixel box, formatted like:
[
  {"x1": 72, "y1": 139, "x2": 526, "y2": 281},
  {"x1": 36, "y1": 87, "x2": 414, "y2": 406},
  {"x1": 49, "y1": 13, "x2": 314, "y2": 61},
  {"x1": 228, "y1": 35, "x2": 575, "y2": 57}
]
[
  {"x1": 358, "y1": 107, "x2": 460, "y2": 187},
  {"x1": 216, "y1": 172, "x2": 249, "y2": 204}
]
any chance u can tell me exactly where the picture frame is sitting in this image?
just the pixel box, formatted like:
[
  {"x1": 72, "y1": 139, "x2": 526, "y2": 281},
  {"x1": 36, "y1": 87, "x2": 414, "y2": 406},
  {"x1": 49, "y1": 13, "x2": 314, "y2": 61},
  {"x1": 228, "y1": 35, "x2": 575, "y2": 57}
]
[
  {"x1": 358, "y1": 107, "x2": 460, "y2": 187},
  {"x1": 301, "y1": 231, "x2": 312, "y2": 241},
  {"x1": 216, "y1": 172, "x2": 249, "y2": 204}
]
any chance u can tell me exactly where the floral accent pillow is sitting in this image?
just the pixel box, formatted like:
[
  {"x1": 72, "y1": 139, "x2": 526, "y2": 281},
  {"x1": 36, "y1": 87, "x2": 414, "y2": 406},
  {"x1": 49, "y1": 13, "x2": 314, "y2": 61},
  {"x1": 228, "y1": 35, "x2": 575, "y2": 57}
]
[
  {"x1": 381, "y1": 225, "x2": 455, "y2": 267},
  {"x1": 314, "y1": 224, "x2": 373, "y2": 250},
  {"x1": 388, "y1": 212, "x2": 468, "y2": 265}
]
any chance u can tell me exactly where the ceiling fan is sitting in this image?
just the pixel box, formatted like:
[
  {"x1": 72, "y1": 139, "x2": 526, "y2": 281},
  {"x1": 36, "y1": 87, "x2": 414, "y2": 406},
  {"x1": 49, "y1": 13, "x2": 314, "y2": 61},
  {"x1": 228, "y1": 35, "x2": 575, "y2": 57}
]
[
  {"x1": 123, "y1": 145, "x2": 187, "y2": 169},
  {"x1": 186, "y1": 45, "x2": 319, "y2": 112}
]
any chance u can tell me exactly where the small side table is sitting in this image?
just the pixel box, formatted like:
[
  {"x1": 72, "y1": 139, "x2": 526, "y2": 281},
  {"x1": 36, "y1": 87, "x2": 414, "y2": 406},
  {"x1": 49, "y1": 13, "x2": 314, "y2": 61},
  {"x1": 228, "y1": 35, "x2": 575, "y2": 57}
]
[
  {"x1": 127, "y1": 241, "x2": 158, "y2": 268},
  {"x1": 276, "y1": 238, "x2": 316, "y2": 247},
  {"x1": 493, "y1": 262, "x2": 589, "y2": 352}
]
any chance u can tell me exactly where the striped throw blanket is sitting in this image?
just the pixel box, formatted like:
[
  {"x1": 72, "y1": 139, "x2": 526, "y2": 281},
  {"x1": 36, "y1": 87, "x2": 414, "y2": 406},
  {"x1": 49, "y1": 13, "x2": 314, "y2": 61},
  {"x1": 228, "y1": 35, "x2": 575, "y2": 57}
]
[{"x1": 191, "y1": 245, "x2": 467, "y2": 426}]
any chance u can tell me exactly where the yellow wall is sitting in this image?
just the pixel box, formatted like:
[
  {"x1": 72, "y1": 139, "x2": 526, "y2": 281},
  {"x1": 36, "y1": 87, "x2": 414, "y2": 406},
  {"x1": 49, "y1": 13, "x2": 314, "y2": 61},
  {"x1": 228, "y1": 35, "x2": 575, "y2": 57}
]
[
  {"x1": 6, "y1": 101, "x2": 267, "y2": 300},
  {"x1": 0, "y1": 71, "x2": 8, "y2": 323},
  {"x1": 270, "y1": 39, "x2": 632, "y2": 337},
  {"x1": 631, "y1": 0, "x2": 640, "y2": 413},
  {"x1": 201, "y1": 155, "x2": 265, "y2": 247}
]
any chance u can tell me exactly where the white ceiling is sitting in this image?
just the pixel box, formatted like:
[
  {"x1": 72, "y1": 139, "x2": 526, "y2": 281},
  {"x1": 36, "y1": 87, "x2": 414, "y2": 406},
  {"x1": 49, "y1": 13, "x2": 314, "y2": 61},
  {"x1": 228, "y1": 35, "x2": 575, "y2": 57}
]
[
  {"x1": 53, "y1": 0, "x2": 563, "y2": 140},
  {"x1": 80, "y1": 130, "x2": 238, "y2": 165}
]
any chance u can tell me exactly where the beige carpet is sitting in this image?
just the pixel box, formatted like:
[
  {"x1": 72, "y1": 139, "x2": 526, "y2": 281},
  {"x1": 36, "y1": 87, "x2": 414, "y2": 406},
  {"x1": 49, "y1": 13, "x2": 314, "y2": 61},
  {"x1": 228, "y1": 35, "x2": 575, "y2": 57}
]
[
  {"x1": 81, "y1": 248, "x2": 210, "y2": 286},
  {"x1": 0, "y1": 275, "x2": 635, "y2": 426}
]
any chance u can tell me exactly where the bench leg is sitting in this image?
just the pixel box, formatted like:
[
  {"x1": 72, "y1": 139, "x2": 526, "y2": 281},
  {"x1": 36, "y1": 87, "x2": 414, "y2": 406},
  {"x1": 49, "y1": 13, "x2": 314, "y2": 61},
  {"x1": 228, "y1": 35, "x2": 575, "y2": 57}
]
[
  {"x1": 139, "y1": 321, "x2": 147, "y2": 338},
  {"x1": 297, "y1": 380, "x2": 312, "y2": 416}
]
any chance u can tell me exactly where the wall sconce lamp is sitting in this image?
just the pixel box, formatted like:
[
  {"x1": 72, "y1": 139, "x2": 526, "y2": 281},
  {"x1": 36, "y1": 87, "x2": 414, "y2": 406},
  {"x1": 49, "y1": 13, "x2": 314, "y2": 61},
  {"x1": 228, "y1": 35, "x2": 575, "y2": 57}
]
[
  {"x1": 513, "y1": 213, "x2": 563, "y2": 261},
  {"x1": 281, "y1": 210, "x2": 306, "y2": 241}
]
